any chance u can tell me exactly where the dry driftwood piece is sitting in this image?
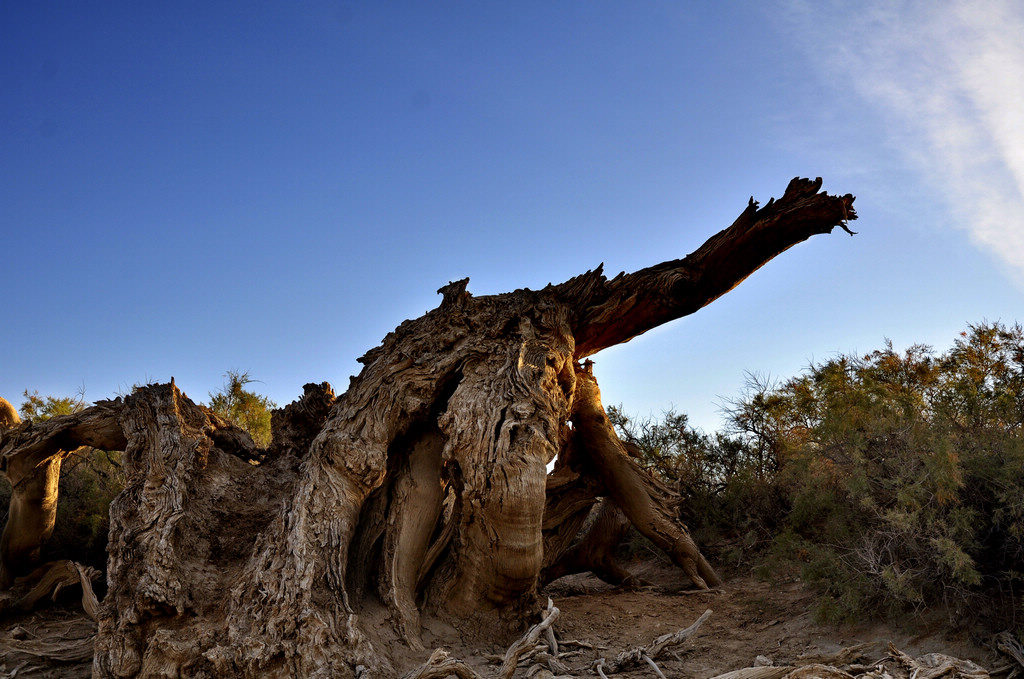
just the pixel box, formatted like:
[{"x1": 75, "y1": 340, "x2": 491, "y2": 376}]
[
  {"x1": 797, "y1": 643, "x2": 878, "y2": 666},
  {"x1": 0, "y1": 614, "x2": 98, "y2": 669},
  {"x1": 891, "y1": 647, "x2": 990, "y2": 679},
  {"x1": 405, "y1": 600, "x2": 564, "y2": 679},
  {"x1": 0, "y1": 560, "x2": 101, "y2": 621},
  {"x1": 73, "y1": 562, "x2": 101, "y2": 622},
  {"x1": 887, "y1": 643, "x2": 991, "y2": 679},
  {"x1": 0, "y1": 634, "x2": 96, "y2": 664},
  {"x1": 0, "y1": 178, "x2": 856, "y2": 676},
  {"x1": 708, "y1": 668, "x2": 794, "y2": 679},
  {"x1": 498, "y1": 600, "x2": 561, "y2": 679},
  {"x1": 401, "y1": 648, "x2": 480, "y2": 679},
  {"x1": 704, "y1": 641, "x2": 991, "y2": 679},
  {"x1": 644, "y1": 654, "x2": 669, "y2": 679},
  {"x1": 997, "y1": 633, "x2": 1024, "y2": 673},
  {"x1": 783, "y1": 665, "x2": 856, "y2": 679},
  {"x1": 530, "y1": 651, "x2": 571, "y2": 676},
  {"x1": 599, "y1": 608, "x2": 712, "y2": 674}
]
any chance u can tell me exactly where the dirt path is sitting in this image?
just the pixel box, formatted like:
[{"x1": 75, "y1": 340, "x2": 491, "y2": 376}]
[{"x1": 0, "y1": 559, "x2": 1000, "y2": 677}]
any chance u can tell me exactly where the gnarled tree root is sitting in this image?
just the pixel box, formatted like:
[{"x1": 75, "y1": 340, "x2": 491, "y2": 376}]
[
  {"x1": 542, "y1": 498, "x2": 636, "y2": 588},
  {"x1": 0, "y1": 559, "x2": 100, "y2": 620},
  {"x1": 543, "y1": 364, "x2": 720, "y2": 590}
]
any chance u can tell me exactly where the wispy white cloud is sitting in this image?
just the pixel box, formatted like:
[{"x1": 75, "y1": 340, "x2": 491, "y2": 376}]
[{"x1": 783, "y1": 0, "x2": 1024, "y2": 276}]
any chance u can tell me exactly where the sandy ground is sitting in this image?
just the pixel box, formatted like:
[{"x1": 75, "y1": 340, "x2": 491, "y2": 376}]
[
  {"x1": 533, "y1": 559, "x2": 994, "y2": 678},
  {"x1": 0, "y1": 558, "x2": 1000, "y2": 678}
]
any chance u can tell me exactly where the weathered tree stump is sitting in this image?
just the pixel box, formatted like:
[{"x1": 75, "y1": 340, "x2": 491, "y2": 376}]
[{"x1": 0, "y1": 178, "x2": 855, "y2": 676}]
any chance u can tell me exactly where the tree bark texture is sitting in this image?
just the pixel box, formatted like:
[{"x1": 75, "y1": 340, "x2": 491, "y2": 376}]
[{"x1": 0, "y1": 178, "x2": 855, "y2": 676}]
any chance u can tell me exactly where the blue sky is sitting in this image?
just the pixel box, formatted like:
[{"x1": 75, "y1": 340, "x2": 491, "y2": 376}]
[{"x1": 2, "y1": 1, "x2": 1023, "y2": 432}]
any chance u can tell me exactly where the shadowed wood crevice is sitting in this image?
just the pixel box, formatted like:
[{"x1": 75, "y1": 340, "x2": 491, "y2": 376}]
[
  {"x1": 540, "y1": 363, "x2": 720, "y2": 590},
  {"x1": 542, "y1": 498, "x2": 636, "y2": 588}
]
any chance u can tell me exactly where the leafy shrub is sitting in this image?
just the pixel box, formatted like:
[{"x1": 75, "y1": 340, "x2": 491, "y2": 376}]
[
  {"x1": 619, "y1": 323, "x2": 1024, "y2": 629},
  {"x1": 207, "y1": 371, "x2": 276, "y2": 448},
  {"x1": 45, "y1": 448, "x2": 124, "y2": 568},
  {"x1": 755, "y1": 325, "x2": 1023, "y2": 624},
  {"x1": 609, "y1": 407, "x2": 782, "y2": 560}
]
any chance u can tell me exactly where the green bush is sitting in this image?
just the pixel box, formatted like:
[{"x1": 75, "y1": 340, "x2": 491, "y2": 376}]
[
  {"x1": 755, "y1": 325, "x2": 1024, "y2": 624},
  {"x1": 610, "y1": 405, "x2": 784, "y2": 566},
  {"x1": 207, "y1": 371, "x2": 276, "y2": 448},
  {"x1": 44, "y1": 449, "x2": 124, "y2": 568},
  {"x1": 619, "y1": 323, "x2": 1024, "y2": 629}
]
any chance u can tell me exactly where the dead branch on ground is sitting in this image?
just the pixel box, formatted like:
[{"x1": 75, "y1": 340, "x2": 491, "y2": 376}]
[{"x1": 596, "y1": 608, "x2": 711, "y2": 675}]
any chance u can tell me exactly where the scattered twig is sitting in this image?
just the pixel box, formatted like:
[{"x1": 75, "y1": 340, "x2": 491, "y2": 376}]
[
  {"x1": 531, "y1": 650, "x2": 570, "y2": 674},
  {"x1": 560, "y1": 639, "x2": 601, "y2": 650},
  {"x1": 707, "y1": 667, "x2": 792, "y2": 679},
  {"x1": 674, "y1": 587, "x2": 724, "y2": 596},
  {"x1": 414, "y1": 600, "x2": 562, "y2": 679},
  {"x1": 798, "y1": 642, "x2": 876, "y2": 666},
  {"x1": 524, "y1": 664, "x2": 547, "y2": 678},
  {"x1": 544, "y1": 626, "x2": 558, "y2": 657},
  {"x1": 886, "y1": 644, "x2": 990, "y2": 679},
  {"x1": 782, "y1": 664, "x2": 855, "y2": 679},
  {"x1": 642, "y1": 653, "x2": 668, "y2": 679},
  {"x1": 887, "y1": 643, "x2": 920, "y2": 675}
]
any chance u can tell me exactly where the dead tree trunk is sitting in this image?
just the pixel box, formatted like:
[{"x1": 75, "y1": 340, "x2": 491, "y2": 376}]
[{"x1": 0, "y1": 178, "x2": 854, "y2": 677}]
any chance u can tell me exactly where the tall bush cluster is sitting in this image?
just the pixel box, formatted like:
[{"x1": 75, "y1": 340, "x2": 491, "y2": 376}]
[
  {"x1": 616, "y1": 322, "x2": 1024, "y2": 627},
  {"x1": 206, "y1": 370, "x2": 276, "y2": 448}
]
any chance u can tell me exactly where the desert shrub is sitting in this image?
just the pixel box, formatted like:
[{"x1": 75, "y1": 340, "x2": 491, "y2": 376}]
[
  {"x1": 609, "y1": 407, "x2": 783, "y2": 563},
  {"x1": 618, "y1": 323, "x2": 1024, "y2": 628},
  {"x1": 44, "y1": 448, "x2": 124, "y2": 568},
  {"x1": 207, "y1": 371, "x2": 276, "y2": 448},
  {"x1": 731, "y1": 323, "x2": 1024, "y2": 625}
]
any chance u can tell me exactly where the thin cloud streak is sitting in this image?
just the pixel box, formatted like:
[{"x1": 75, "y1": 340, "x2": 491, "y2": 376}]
[{"x1": 784, "y1": 0, "x2": 1024, "y2": 277}]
